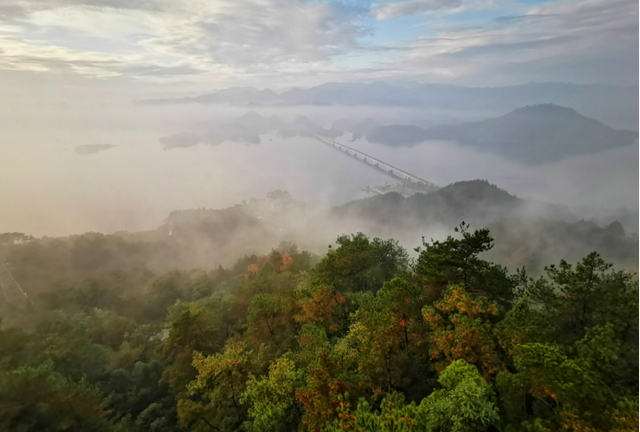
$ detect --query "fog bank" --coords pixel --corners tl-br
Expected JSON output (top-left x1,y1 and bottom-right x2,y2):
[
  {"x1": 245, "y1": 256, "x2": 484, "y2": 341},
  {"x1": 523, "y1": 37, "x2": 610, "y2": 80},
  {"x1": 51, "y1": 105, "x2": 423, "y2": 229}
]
[{"x1": 1, "y1": 102, "x2": 637, "y2": 236}]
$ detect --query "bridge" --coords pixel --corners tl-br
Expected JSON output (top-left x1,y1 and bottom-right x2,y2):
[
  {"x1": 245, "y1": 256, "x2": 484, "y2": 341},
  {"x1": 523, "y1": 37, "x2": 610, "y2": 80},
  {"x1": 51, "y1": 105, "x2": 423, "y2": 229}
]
[
  {"x1": 313, "y1": 135, "x2": 440, "y2": 193},
  {"x1": 0, "y1": 260, "x2": 30, "y2": 309}
]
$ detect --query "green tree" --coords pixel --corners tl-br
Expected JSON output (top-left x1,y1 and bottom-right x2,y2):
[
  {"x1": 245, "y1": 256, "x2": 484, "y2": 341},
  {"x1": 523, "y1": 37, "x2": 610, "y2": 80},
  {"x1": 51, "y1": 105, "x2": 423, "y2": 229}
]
[
  {"x1": 321, "y1": 360, "x2": 499, "y2": 432},
  {"x1": 337, "y1": 277, "x2": 430, "y2": 397},
  {"x1": 415, "y1": 223, "x2": 514, "y2": 307},
  {"x1": 496, "y1": 295, "x2": 551, "y2": 357},
  {"x1": 103, "y1": 360, "x2": 179, "y2": 431},
  {"x1": 322, "y1": 392, "x2": 426, "y2": 432},
  {"x1": 179, "y1": 340, "x2": 252, "y2": 432},
  {"x1": 242, "y1": 357, "x2": 303, "y2": 432},
  {"x1": 421, "y1": 359, "x2": 499, "y2": 432},
  {"x1": 0, "y1": 361, "x2": 110, "y2": 432},
  {"x1": 245, "y1": 286, "x2": 298, "y2": 362},
  {"x1": 521, "y1": 252, "x2": 638, "y2": 346},
  {"x1": 517, "y1": 253, "x2": 639, "y2": 394},
  {"x1": 495, "y1": 343, "x2": 616, "y2": 431},
  {"x1": 313, "y1": 233, "x2": 410, "y2": 294},
  {"x1": 159, "y1": 301, "x2": 233, "y2": 396}
]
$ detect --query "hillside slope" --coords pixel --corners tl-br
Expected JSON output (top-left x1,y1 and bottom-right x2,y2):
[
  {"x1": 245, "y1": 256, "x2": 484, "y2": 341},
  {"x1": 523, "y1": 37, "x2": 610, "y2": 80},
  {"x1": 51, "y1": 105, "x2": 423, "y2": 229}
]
[{"x1": 332, "y1": 180, "x2": 523, "y2": 226}]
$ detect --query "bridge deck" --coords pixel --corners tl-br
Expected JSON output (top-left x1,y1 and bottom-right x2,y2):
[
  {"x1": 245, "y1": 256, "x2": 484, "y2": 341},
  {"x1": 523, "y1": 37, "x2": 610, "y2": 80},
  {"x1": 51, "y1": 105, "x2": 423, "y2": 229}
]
[
  {"x1": 0, "y1": 262, "x2": 30, "y2": 308},
  {"x1": 313, "y1": 135, "x2": 440, "y2": 191}
]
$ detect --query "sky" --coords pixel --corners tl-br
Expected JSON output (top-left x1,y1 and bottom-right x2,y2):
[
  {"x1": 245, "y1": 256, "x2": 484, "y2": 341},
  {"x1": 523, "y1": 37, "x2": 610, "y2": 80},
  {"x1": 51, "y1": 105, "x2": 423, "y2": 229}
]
[{"x1": 0, "y1": 0, "x2": 637, "y2": 94}]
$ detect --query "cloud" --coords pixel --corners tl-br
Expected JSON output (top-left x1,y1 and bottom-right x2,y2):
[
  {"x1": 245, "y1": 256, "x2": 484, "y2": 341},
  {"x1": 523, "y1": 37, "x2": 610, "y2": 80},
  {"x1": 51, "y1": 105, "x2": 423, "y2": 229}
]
[
  {"x1": 0, "y1": 5, "x2": 27, "y2": 19},
  {"x1": 493, "y1": 14, "x2": 556, "y2": 24},
  {"x1": 0, "y1": 0, "x2": 165, "y2": 16},
  {"x1": 163, "y1": 0, "x2": 370, "y2": 71},
  {"x1": 0, "y1": 0, "x2": 369, "y2": 81},
  {"x1": 384, "y1": 0, "x2": 638, "y2": 85},
  {"x1": 116, "y1": 64, "x2": 203, "y2": 77},
  {"x1": 373, "y1": 0, "x2": 500, "y2": 19},
  {"x1": 61, "y1": 0, "x2": 164, "y2": 9},
  {"x1": 0, "y1": 0, "x2": 635, "y2": 87}
]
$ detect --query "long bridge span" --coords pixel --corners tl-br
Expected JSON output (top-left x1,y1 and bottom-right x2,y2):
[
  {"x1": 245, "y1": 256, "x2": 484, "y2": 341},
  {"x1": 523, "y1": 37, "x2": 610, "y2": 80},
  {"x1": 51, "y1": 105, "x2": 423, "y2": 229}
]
[
  {"x1": 313, "y1": 135, "x2": 440, "y2": 193},
  {"x1": 0, "y1": 261, "x2": 30, "y2": 309}
]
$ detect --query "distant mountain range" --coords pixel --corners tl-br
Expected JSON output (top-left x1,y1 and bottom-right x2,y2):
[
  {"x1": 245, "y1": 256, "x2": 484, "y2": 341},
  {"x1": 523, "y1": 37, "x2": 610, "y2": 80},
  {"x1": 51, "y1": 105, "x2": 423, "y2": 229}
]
[
  {"x1": 366, "y1": 104, "x2": 638, "y2": 163},
  {"x1": 143, "y1": 81, "x2": 638, "y2": 110},
  {"x1": 141, "y1": 81, "x2": 639, "y2": 130}
]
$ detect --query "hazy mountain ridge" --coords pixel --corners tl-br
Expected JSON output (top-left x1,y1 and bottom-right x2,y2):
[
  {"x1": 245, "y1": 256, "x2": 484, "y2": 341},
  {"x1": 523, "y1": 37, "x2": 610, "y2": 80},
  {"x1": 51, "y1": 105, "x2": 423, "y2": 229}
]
[
  {"x1": 366, "y1": 104, "x2": 639, "y2": 163},
  {"x1": 143, "y1": 82, "x2": 638, "y2": 109},
  {"x1": 142, "y1": 81, "x2": 639, "y2": 130},
  {"x1": 328, "y1": 180, "x2": 638, "y2": 272},
  {"x1": 331, "y1": 180, "x2": 524, "y2": 227},
  {"x1": 2, "y1": 182, "x2": 636, "y2": 291}
]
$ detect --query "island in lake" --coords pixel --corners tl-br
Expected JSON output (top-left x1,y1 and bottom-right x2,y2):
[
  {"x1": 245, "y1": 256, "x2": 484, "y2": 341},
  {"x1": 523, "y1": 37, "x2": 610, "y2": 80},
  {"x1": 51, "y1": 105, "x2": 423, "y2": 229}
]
[{"x1": 75, "y1": 144, "x2": 117, "y2": 155}]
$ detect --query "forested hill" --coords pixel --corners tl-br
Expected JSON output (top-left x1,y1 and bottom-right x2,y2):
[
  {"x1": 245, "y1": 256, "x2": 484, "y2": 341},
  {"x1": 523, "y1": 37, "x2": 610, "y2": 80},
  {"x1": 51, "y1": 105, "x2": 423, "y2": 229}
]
[
  {"x1": 0, "y1": 223, "x2": 637, "y2": 432},
  {"x1": 327, "y1": 180, "x2": 638, "y2": 273},
  {"x1": 332, "y1": 180, "x2": 523, "y2": 226},
  {"x1": 0, "y1": 182, "x2": 635, "y2": 306},
  {"x1": 366, "y1": 104, "x2": 639, "y2": 163},
  {"x1": 160, "y1": 206, "x2": 276, "y2": 251}
]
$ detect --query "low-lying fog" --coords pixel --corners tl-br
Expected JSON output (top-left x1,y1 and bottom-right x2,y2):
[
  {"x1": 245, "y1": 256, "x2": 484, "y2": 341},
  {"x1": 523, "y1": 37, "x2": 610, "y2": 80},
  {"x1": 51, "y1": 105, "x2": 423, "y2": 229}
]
[{"x1": 1, "y1": 102, "x2": 637, "y2": 236}]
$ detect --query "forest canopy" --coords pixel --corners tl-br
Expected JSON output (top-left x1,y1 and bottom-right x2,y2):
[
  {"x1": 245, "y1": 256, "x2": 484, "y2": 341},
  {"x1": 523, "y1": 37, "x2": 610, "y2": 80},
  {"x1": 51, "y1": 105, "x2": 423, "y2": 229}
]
[{"x1": 0, "y1": 225, "x2": 637, "y2": 432}]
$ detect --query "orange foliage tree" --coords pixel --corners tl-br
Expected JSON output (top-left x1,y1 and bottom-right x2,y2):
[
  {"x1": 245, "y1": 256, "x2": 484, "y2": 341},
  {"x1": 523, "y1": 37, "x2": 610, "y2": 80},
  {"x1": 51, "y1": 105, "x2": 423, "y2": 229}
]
[
  {"x1": 295, "y1": 342, "x2": 368, "y2": 432},
  {"x1": 295, "y1": 283, "x2": 339, "y2": 334},
  {"x1": 422, "y1": 286, "x2": 503, "y2": 377},
  {"x1": 339, "y1": 277, "x2": 428, "y2": 395},
  {"x1": 282, "y1": 252, "x2": 294, "y2": 270}
]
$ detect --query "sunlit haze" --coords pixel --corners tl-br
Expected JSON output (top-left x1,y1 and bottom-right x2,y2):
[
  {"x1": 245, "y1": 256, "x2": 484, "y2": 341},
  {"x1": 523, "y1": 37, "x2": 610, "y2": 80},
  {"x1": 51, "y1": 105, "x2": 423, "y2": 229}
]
[
  {"x1": 0, "y1": 2, "x2": 638, "y2": 430},
  {"x1": 1, "y1": 0, "x2": 639, "y2": 234}
]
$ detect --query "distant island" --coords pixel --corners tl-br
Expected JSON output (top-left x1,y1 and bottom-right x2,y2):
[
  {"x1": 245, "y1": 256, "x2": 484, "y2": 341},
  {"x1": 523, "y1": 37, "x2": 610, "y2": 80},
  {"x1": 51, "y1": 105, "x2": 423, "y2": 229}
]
[
  {"x1": 159, "y1": 112, "x2": 344, "y2": 149},
  {"x1": 366, "y1": 104, "x2": 639, "y2": 164},
  {"x1": 157, "y1": 104, "x2": 639, "y2": 164},
  {"x1": 159, "y1": 132, "x2": 202, "y2": 149},
  {"x1": 74, "y1": 144, "x2": 116, "y2": 155}
]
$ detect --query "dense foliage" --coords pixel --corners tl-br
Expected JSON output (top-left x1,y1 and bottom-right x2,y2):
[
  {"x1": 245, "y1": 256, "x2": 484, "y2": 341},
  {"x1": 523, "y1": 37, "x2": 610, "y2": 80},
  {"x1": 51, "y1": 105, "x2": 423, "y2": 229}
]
[{"x1": 0, "y1": 225, "x2": 637, "y2": 432}]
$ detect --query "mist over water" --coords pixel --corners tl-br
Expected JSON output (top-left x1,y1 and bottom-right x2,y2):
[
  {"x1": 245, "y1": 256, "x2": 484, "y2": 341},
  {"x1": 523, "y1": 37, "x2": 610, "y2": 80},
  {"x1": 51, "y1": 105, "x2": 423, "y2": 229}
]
[
  {"x1": 339, "y1": 135, "x2": 639, "y2": 210},
  {"x1": 1, "y1": 101, "x2": 637, "y2": 237},
  {"x1": 0, "y1": 133, "x2": 379, "y2": 236},
  {"x1": 0, "y1": 101, "x2": 397, "y2": 236}
]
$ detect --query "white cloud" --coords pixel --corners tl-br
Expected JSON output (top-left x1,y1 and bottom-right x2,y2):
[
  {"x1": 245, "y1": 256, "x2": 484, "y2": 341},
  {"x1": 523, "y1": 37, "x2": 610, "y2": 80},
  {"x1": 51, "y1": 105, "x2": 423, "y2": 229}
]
[
  {"x1": 382, "y1": 0, "x2": 638, "y2": 85},
  {"x1": 0, "y1": 0, "x2": 635, "y2": 87},
  {"x1": 373, "y1": 0, "x2": 500, "y2": 19},
  {"x1": 0, "y1": 0, "x2": 368, "y2": 81}
]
